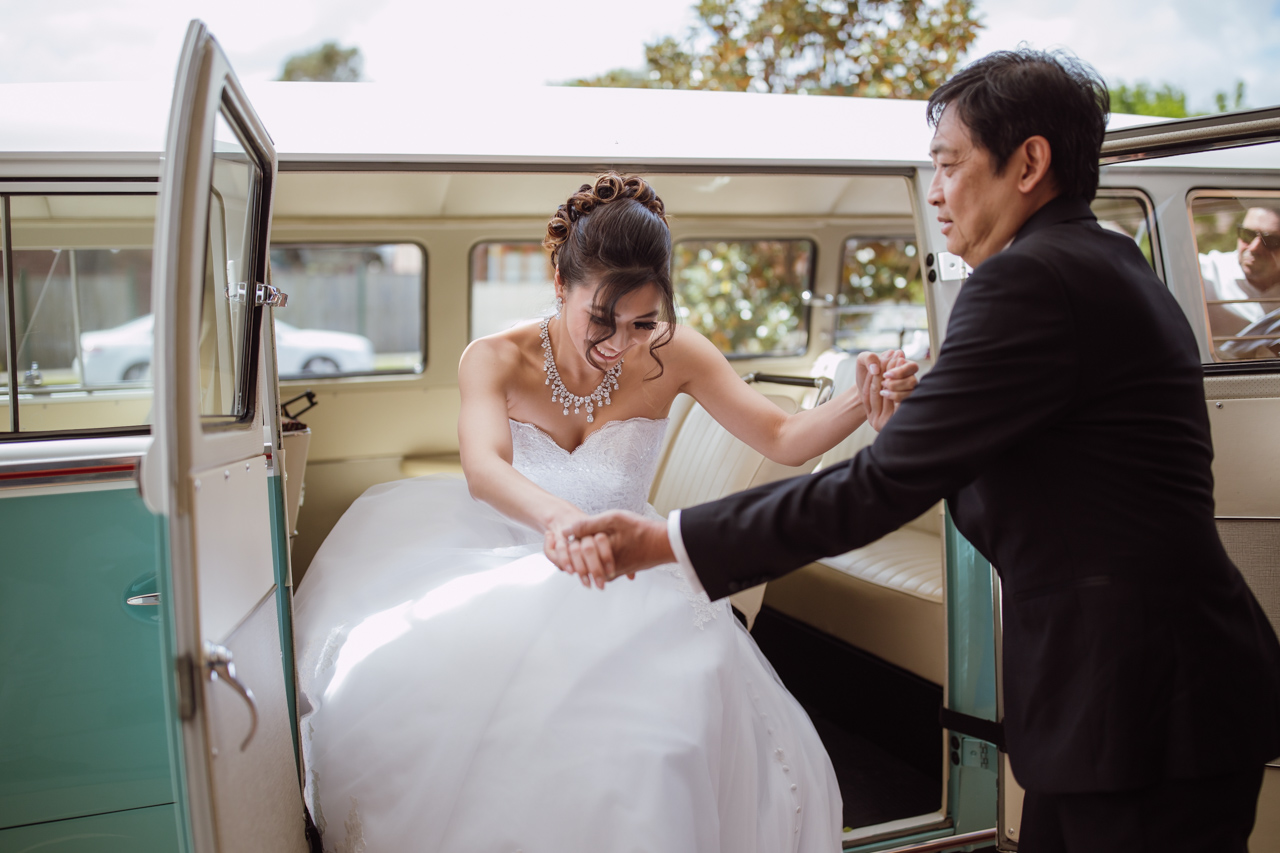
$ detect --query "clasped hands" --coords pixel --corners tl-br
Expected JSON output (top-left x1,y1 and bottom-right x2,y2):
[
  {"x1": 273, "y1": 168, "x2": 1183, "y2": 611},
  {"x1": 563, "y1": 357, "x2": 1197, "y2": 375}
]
[{"x1": 544, "y1": 349, "x2": 918, "y2": 590}]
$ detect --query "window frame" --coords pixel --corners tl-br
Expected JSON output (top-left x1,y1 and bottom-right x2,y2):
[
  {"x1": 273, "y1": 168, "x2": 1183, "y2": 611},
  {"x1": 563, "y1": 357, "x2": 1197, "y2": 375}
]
[
  {"x1": 269, "y1": 239, "x2": 430, "y2": 382},
  {"x1": 0, "y1": 183, "x2": 160, "y2": 442},
  {"x1": 671, "y1": 235, "x2": 817, "y2": 361},
  {"x1": 1186, "y1": 187, "x2": 1280, "y2": 373},
  {"x1": 834, "y1": 232, "x2": 928, "y2": 356},
  {"x1": 1092, "y1": 187, "x2": 1164, "y2": 282}
]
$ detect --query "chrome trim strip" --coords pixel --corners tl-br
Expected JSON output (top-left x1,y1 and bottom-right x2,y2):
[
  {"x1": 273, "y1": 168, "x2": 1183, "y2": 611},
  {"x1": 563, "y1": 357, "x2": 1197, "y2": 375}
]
[
  {"x1": 4, "y1": 195, "x2": 17, "y2": 432},
  {"x1": 0, "y1": 181, "x2": 158, "y2": 194},
  {"x1": 878, "y1": 828, "x2": 998, "y2": 853},
  {"x1": 0, "y1": 455, "x2": 140, "y2": 490}
]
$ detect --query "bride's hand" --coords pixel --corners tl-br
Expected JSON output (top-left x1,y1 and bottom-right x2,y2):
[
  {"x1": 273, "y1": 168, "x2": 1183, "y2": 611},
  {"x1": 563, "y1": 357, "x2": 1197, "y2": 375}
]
[
  {"x1": 856, "y1": 349, "x2": 919, "y2": 432},
  {"x1": 545, "y1": 511, "x2": 674, "y2": 590}
]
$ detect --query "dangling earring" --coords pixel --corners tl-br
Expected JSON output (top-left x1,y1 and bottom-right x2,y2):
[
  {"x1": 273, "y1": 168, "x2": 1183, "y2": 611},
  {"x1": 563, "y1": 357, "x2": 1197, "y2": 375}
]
[{"x1": 554, "y1": 295, "x2": 564, "y2": 319}]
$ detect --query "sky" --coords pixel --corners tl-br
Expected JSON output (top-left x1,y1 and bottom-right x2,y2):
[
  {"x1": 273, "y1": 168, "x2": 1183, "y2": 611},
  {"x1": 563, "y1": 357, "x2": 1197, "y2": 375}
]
[{"x1": 0, "y1": 0, "x2": 1276, "y2": 112}]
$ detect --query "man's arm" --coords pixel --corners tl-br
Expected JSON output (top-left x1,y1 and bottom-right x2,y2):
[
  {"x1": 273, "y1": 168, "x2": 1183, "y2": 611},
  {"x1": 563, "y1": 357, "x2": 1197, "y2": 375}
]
[{"x1": 681, "y1": 250, "x2": 1079, "y2": 599}]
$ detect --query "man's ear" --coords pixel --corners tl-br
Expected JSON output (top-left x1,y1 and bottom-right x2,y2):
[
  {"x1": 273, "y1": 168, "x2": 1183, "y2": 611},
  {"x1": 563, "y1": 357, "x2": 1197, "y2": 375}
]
[{"x1": 1018, "y1": 135, "x2": 1055, "y2": 195}]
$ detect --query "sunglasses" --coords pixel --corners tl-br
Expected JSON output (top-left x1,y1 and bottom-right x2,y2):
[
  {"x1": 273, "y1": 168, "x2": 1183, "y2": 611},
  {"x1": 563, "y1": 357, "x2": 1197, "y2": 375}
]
[{"x1": 1237, "y1": 226, "x2": 1280, "y2": 251}]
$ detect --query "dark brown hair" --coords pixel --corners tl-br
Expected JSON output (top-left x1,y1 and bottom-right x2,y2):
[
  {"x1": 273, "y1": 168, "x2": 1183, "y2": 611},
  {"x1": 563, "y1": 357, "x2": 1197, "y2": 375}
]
[
  {"x1": 927, "y1": 49, "x2": 1109, "y2": 202},
  {"x1": 544, "y1": 173, "x2": 675, "y2": 375}
]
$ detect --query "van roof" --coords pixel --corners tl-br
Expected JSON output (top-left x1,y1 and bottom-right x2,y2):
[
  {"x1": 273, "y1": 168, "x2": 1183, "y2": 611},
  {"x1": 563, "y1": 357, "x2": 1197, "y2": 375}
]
[{"x1": 0, "y1": 81, "x2": 1271, "y2": 176}]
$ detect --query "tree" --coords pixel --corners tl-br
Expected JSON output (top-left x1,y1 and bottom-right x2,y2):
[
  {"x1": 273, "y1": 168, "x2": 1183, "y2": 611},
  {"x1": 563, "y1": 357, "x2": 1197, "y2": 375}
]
[
  {"x1": 571, "y1": 0, "x2": 982, "y2": 99},
  {"x1": 1111, "y1": 79, "x2": 1249, "y2": 119},
  {"x1": 277, "y1": 42, "x2": 363, "y2": 82}
]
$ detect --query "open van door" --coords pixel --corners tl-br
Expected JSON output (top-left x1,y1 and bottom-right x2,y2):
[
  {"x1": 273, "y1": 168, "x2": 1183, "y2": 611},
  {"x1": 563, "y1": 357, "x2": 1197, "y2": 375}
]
[
  {"x1": 141, "y1": 21, "x2": 307, "y2": 852},
  {"x1": 987, "y1": 105, "x2": 1280, "y2": 851}
]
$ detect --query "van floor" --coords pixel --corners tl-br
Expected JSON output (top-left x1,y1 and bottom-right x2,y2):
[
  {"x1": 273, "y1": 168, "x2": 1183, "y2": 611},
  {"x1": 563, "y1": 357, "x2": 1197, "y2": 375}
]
[{"x1": 750, "y1": 606, "x2": 943, "y2": 830}]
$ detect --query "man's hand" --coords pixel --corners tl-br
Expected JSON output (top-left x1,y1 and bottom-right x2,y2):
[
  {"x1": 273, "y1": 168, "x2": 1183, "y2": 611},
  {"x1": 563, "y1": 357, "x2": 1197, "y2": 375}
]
[
  {"x1": 856, "y1": 349, "x2": 919, "y2": 431},
  {"x1": 544, "y1": 510, "x2": 674, "y2": 590}
]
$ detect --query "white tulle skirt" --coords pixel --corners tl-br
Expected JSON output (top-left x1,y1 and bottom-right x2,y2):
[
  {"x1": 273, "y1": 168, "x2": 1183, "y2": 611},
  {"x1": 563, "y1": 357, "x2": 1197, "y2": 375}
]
[{"x1": 294, "y1": 476, "x2": 841, "y2": 852}]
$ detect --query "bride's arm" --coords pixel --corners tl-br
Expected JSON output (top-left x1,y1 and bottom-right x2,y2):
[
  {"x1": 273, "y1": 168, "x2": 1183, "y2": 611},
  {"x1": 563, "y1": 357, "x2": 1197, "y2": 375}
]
[
  {"x1": 457, "y1": 337, "x2": 585, "y2": 534},
  {"x1": 674, "y1": 327, "x2": 917, "y2": 467}
]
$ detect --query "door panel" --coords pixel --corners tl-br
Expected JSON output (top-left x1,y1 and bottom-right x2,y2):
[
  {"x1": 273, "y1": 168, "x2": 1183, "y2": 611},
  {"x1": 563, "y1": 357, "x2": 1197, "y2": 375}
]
[
  {"x1": 143, "y1": 20, "x2": 305, "y2": 853},
  {"x1": 193, "y1": 456, "x2": 273, "y2": 642},
  {"x1": 207, "y1": 592, "x2": 303, "y2": 853},
  {"x1": 0, "y1": 481, "x2": 170, "y2": 830}
]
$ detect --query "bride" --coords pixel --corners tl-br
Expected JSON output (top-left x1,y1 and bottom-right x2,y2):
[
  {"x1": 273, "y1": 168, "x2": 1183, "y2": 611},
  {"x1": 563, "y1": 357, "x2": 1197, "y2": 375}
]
[{"x1": 294, "y1": 173, "x2": 918, "y2": 853}]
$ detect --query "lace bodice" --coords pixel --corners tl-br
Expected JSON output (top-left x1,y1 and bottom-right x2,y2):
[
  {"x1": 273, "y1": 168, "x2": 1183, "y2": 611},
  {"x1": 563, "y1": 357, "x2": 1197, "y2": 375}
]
[{"x1": 509, "y1": 417, "x2": 669, "y2": 516}]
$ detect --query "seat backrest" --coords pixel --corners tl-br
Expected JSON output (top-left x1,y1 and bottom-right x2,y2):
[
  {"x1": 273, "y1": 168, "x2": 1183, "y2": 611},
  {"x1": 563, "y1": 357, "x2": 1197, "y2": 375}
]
[{"x1": 650, "y1": 393, "x2": 819, "y2": 515}]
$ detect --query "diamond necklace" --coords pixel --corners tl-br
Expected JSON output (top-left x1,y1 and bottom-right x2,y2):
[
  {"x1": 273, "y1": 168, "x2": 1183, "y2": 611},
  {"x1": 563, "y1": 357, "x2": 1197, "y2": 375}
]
[{"x1": 540, "y1": 317, "x2": 622, "y2": 423}]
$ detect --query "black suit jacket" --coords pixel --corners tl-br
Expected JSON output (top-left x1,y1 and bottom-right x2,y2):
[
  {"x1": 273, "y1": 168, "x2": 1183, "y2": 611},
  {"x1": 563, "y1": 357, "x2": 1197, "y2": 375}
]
[{"x1": 681, "y1": 196, "x2": 1280, "y2": 793}]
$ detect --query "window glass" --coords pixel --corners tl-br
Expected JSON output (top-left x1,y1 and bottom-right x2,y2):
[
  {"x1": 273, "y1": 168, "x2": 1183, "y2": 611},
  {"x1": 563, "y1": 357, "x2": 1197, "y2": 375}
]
[
  {"x1": 673, "y1": 239, "x2": 812, "y2": 357},
  {"x1": 270, "y1": 243, "x2": 425, "y2": 377},
  {"x1": 199, "y1": 109, "x2": 260, "y2": 420},
  {"x1": 469, "y1": 242, "x2": 554, "y2": 341},
  {"x1": 836, "y1": 237, "x2": 928, "y2": 359},
  {"x1": 1190, "y1": 191, "x2": 1280, "y2": 363},
  {"x1": 1092, "y1": 193, "x2": 1157, "y2": 271},
  {"x1": 7, "y1": 193, "x2": 156, "y2": 433}
]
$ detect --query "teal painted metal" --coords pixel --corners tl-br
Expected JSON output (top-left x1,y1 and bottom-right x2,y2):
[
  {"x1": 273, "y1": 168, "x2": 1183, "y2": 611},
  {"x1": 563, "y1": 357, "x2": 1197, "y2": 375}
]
[
  {"x1": 0, "y1": 486, "x2": 173, "y2": 831},
  {"x1": 0, "y1": 803, "x2": 179, "y2": 853},
  {"x1": 267, "y1": 470, "x2": 300, "y2": 764},
  {"x1": 152, "y1": 516, "x2": 194, "y2": 853},
  {"x1": 942, "y1": 503, "x2": 998, "y2": 835}
]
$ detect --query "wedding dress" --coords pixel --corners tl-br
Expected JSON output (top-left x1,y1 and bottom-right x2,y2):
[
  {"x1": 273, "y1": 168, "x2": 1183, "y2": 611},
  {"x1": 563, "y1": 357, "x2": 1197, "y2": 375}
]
[{"x1": 294, "y1": 416, "x2": 842, "y2": 852}]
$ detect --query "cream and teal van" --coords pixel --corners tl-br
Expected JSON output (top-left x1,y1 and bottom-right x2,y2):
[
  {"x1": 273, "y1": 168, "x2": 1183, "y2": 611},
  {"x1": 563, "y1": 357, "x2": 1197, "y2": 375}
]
[{"x1": 0, "y1": 21, "x2": 1277, "y2": 853}]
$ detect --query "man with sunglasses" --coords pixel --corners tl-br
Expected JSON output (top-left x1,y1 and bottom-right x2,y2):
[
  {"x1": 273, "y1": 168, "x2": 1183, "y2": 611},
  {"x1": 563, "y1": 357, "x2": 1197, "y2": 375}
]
[{"x1": 1201, "y1": 205, "x2": 1280, "y2": 358}]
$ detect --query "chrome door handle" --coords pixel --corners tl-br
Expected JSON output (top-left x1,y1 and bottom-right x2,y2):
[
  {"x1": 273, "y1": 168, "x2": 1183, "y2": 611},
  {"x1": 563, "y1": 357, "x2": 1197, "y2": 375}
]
[
  {"x1": 202, "y1": 640, "x2": 258, "y2": 751},
  {"x1": 126, "y1": 593, "x2": 161, "y2": 605}
]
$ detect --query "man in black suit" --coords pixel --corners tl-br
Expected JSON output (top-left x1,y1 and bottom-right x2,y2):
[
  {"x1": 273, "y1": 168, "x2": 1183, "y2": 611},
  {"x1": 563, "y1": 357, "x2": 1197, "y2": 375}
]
[{"x1": 549, "y1": 49, "x2": 1280, "y2": 851}]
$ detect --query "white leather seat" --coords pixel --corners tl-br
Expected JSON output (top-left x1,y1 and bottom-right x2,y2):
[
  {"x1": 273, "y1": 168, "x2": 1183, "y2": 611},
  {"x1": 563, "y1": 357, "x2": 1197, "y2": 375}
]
[
  {"x1": 760, "y1": 354, "x2": 947, "y2": 685},
  {"x1": 651, "y1": 392, "x2": 819, "y2": 628}
]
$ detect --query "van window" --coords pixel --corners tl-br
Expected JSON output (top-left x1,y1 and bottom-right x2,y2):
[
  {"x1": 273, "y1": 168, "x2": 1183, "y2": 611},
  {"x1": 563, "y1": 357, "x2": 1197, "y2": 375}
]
[
  {"x1": 469, "y1": 242, "x2": 555, "y2": 341},
  {"x1": 5, "y1": 193, "x2": 156, "y2": 434},
  {"x1": 673, "y1": 239, "x2": 813, "y2": 357},
  {"x1": 1188, "y1": 191, "x2": 1280, "y2": 364},
  {"x1": 837, "y1": 237, "x2": 928, "y2": 359},
  {"x1": 1092, "y1": 192, "x2": 1158, "y2": 272},
  {"x1": 269, "y1": 243, "x2": 426, "y2": 377}
]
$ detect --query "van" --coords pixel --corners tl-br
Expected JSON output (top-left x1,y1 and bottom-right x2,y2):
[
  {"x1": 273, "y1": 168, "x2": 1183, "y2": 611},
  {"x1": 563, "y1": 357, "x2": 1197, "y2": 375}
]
[{"x1": 0, "y1": 21, "x2": 1276, "y2": 852}]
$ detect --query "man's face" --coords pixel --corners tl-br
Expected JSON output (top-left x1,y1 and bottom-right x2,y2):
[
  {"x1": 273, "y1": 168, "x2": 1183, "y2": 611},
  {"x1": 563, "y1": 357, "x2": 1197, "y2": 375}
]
[
  {"x1": 926, "y1": 107, "x2": 1028, "y2": 267},
  {"x1": 1238, "y1": 208, "x2": 1280, "y2": 289}
]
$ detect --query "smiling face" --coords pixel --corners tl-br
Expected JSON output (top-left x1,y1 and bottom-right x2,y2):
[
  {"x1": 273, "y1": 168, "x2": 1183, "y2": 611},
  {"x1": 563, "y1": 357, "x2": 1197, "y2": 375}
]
[
  {"x1": 1238, "y1": 207, "x2": 1280, "y2": 290},
  {"x1": 927, "y1": 107, "x2": 1046, "y2": 268},
  {"x1": 556, "y1": 274, "x2": 662, "y2": 373}
]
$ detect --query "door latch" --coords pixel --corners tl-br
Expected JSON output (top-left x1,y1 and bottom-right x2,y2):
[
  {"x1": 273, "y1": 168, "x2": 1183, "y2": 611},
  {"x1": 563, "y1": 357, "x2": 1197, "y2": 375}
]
[
  {"x1": 202, "y1": 641, "x2": 259, "y2": 752},
  {"x1": 224, "y1": 281, "x2": 289, "y2": 308}
]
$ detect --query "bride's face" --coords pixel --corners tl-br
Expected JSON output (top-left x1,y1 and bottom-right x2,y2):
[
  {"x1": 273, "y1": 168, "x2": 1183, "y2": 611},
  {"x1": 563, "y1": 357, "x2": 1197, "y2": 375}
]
[{"x1": 558, "y1": 277, "x2": 662, "y2": 371}]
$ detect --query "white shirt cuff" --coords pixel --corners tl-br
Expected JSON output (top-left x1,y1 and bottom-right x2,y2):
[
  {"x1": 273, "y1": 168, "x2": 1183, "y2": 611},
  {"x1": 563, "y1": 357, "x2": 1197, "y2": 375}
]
[{"x1": 666, "y1": 509, "x2": 706, "y2": 595}]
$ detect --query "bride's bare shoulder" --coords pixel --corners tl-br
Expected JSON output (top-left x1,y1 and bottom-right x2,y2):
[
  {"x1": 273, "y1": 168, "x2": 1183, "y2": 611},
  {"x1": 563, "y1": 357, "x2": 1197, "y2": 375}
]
[
  {"x1": 663, "y1": 323, "x2": 726, "y2": 369},
  {"x1": 460, "y1": 320, "x2": 542, "y2": 382}
]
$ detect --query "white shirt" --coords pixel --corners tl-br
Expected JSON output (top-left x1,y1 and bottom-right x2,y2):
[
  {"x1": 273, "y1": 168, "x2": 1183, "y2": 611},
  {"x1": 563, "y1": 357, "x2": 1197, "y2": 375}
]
[
  {"x1": 1200, "y1": 250, "x2": 1269, "y2": 326},
  {"x1": 666, "y1": 509, "x2": 706, "y2": 595}
]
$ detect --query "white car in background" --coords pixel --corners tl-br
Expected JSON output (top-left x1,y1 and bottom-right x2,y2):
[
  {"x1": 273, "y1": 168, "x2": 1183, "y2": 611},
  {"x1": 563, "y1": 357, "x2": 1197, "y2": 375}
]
[{"x1": 79, "y1": 314, "x2": 376, "y2": 384}]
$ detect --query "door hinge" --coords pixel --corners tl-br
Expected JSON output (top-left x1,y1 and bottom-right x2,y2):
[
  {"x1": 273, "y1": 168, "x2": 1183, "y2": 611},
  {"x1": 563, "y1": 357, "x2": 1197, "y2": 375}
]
[
  {"x1": 958, "y1": 736, "x2": 993, "y2": 771},
  {"x1": 176, "y1": 652, "x2": 197, "y2": 722}
]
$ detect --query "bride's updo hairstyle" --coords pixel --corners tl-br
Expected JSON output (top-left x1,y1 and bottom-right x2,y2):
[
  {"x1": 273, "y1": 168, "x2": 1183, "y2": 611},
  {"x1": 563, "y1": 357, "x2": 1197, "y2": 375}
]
[{"x1": 544, "y1": 173, "x2": 676, "y2": 375}]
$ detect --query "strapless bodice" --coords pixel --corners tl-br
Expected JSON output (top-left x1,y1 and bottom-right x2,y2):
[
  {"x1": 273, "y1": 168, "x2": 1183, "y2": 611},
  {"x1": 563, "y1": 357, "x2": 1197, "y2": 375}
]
[{"x1": 509, "y1": 417, "x2": 669, "y2": 516}]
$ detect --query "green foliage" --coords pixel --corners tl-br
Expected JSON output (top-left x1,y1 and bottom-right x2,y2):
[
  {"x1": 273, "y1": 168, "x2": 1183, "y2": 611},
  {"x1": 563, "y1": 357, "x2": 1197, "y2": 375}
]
[
  {"x1": 1111, "y1": 81, "x2": 1192, "y2": 118},
  {"x1": 278, "y1": 42, "x2": 363, "y2": 82},
  {"x1": 673, "y1": 240, "x2": 813, "y2": 355},
  {"x1": 839, "y1": 239, "x2": 923, "y2": 306},
  {"x1": 1111, "y1": 79, "x2": 1249, "y2": 118},
  {"x1": 1214, "y1": 80, "x2": 1248, "y2": 114},
  {"x1": 571, "y1": 0, "x2": 982, "y2": 99}
]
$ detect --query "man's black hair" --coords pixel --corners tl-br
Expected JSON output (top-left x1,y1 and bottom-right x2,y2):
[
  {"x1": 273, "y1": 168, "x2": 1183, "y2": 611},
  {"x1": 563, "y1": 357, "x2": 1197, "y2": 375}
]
[{"x1": 927, "y1": 49, "x2": 1110, "y2": 201}]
